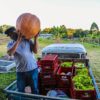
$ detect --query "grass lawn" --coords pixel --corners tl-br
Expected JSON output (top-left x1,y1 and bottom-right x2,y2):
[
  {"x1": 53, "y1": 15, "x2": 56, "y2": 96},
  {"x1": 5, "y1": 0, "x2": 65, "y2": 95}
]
[
  {"x1": 0, "y1": 35, "x2": 100, "y2": 99},
  {"x1": 0, "y1": 34, "x2": 10, "y2": 57},
  {"x1": 0, "y1": 72, "x2": 16, "y2": 89},
  {"x1": 0, "y1": 44, "x2": 7, "y2": 57}
]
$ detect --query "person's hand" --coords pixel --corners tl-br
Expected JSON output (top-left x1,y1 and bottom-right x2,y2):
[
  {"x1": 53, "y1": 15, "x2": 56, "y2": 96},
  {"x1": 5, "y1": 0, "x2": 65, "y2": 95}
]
[
  {"x1": 17, "y1": 32, "x2": 22, "y2": 42},
  {"x1": 7, "y1": 32, "x2": 22, "y2": 56}
]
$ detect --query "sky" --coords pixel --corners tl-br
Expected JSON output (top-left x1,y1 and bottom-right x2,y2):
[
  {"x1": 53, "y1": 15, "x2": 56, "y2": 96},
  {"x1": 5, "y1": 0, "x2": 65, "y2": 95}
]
[{"x1": 0, "y1": 0, "x2": 100, "y2": 30}]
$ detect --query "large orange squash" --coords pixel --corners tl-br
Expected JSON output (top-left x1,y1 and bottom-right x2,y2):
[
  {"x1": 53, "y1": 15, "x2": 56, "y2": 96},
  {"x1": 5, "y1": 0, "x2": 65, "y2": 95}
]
[{"x1": 16, "y1": 13, "x2": 40, "y2": 39}]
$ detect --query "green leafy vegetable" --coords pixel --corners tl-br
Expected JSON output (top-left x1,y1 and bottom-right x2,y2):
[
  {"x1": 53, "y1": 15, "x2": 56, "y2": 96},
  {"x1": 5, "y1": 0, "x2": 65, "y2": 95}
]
[
  {"x1": 61, "y1": 62, "x2": 73, "y2": 67},
  {"x1": 73, "y1": 68, "x2": 94, "y2": 90},
  {"x1": 75, "y1": 62, "x2": 85, "y2": 68},
  {"x1": 76, "y1": 68, "x2": 88, "y2": 75}
]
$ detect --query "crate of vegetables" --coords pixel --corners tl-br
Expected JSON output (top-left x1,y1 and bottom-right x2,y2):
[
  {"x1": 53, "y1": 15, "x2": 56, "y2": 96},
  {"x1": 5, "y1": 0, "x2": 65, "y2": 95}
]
[
  {"x1": 73, "y1": 58, "x2": 89, "y2": 69},
  {"x1": 40, "y1": 72, "x2": 56, "y2": 85},
  {"x1": 71, "y1": 68, "x2": 96, "y2": 100},
  {"x1": 74, "y1": 62, "x2": 86, "y2": 69},
  {"x1": 41, "y1": 64, "x2": 59, "y2": 73},
  {"x1": 41, "y1": 55, "x2": 59, "y2": 72},
  {"x1": 41, "y1": 54, "x2": 58, "y2": 66},
  {"x1": 56, "y1": 62, "x2": 74, "y2": 88},
  {"x1": 59, "y1": 61, "x2": 75, "y2": 75}
]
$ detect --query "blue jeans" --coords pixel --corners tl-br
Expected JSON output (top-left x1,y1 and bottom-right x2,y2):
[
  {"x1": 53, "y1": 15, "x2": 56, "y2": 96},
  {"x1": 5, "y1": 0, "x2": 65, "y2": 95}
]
[{"x1": 17, "y1": 68, "x2": 39, "y2": 94}]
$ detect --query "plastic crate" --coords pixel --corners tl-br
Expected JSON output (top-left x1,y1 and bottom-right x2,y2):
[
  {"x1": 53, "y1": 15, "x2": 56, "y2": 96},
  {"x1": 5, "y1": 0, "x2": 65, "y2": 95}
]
[
  {"x1": 56, "y1": 75, "x2": 72, "y2": 88},
  {"x1": 41, "y1": 54, "x2": 58, "y2": 61},
  {"x1": 56, "y1": 67, "x2": 73, "y2": 88},
  {"x1": 41, "y1": 61, "x2": 59, "y2": 72},
  {"x1": 58, "y1": 60, "x2": 75, "y2": 75},
  {"x1": 58, "y1": 67, "x2": 74, "y2": 74},
  {"x1": 70, "y1": 88, "x2": 96, "y2": 100},
  {"x1": 41, "y1": 64, "x2": 59, "y2": 74},
  {"x1": 40, "y1": 55, "x2": 59, "y2": 74},
  {"x1": 73, "y1": 58, "x2": 89, "y2": 68},
  {"x1": 57, "y1": 66, "x2": 75, "y2": 76},
  {"x1": 41, "y1": 54, "x2": 58, "y2": 66},
  {"x1": 40, "y1": 72, "x2": 56, "y2": 85},
  {"x1": 70, "y1": 73, "x2": 96, "y2": 100},
  {"x1": 74, "y1": 67, "x2": 90, "y2": 77}
]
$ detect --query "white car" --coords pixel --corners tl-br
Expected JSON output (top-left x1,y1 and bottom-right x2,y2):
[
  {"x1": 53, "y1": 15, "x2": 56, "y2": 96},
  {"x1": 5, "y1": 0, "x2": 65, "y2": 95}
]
[{"x1": 42, "y1": 43, "x2": 87, "y2": 59}]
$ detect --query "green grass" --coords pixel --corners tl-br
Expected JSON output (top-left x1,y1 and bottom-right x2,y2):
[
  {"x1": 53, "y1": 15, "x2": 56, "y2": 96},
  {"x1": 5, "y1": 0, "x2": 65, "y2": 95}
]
[
  {"x1": 0, "y1": 72, "x2": 16, "y2": 89},
  {"x1": 0, "y1": 34, "x2": 10, "y2": 44},
  {"x1": 0, "y1": 89, "x2": 6, "y2": 100},
  {"x1": 0, "y1": 44, "x2": 7, "y2": 57},
  {"x1": 35, "y1": 38, "x2": 55, "y2": 58},
  {"x1": 0, "y1": 34, "x2": 10, "y2": 57},
  {"x1": 0, "y1": 72, "x2": 16, "y2": 100}
]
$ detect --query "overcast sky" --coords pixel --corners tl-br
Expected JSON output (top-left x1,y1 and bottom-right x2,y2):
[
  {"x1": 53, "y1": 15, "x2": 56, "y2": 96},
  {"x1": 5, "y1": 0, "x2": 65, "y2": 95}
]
[{"x1": 0, "y1": 0, "x2": 100, "y2": 29}]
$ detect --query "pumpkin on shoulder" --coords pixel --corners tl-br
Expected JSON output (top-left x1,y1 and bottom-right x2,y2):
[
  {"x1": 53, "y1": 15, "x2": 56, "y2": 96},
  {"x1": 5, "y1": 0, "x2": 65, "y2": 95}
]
[{"x1": 16, "y1": 13, "x2": 40, "y2": 39}]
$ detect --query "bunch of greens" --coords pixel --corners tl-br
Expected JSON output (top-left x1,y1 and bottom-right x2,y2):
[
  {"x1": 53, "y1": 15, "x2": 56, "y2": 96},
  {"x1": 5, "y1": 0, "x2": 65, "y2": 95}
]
[
  {"x1": 61, "y1": 62, "x2": 73, "y2": 67},
  {"x1": 76, "y1": 68, "x2": 88, "y2": 75},
  {"x1": 73, "y1": 68, "x2": 94, "y2": 90},
  {"x1": 75, "y1": 62, "x2": 85, "y2": 68}
]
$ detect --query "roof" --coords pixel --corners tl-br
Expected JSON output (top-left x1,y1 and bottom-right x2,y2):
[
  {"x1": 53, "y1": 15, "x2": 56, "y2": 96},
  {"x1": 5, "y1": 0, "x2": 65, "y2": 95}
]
[{"x1": 42, "y1": 43, "x2": 87, "y2": 54}]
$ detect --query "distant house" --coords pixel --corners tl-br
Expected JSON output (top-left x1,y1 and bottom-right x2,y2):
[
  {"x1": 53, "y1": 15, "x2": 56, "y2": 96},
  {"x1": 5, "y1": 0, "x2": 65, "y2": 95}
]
[{"x1": 39, "y1": 34, "x2": 53, "y2": 38}]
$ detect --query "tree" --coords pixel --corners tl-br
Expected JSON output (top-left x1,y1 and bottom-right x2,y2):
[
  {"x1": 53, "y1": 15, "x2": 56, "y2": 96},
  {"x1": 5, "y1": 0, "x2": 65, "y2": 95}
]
[
  {"x1": 0, "y1": 27, "x2": 2, "y2": 33},
  {"x1": 52, "y1": 26, "x2": 61, "y2": 41},
  {"x1": 0, "y1": 24, "x2": 11, "y2": 34},
  {"x1": 67, "y1": 28, "x2": 75, "y2": 39},
  {"x1": 59, "y1": 25, "x2": 67, "y2": 38},
  {"x1": 41, "y1": 27, "x2": 52, "y2": 34},
  {"x1": 90, "y1": 22, "x2": 99, "y2": 34}
]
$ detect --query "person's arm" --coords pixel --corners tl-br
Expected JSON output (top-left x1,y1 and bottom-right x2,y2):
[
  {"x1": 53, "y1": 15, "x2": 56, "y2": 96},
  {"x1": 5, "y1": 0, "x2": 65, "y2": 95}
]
[
  {"x1": 7, "y1": 33, "x2": 22, "y2": 56},
  {"x1": 30, "y1": 33, "x2": 39, "y2": 54}
]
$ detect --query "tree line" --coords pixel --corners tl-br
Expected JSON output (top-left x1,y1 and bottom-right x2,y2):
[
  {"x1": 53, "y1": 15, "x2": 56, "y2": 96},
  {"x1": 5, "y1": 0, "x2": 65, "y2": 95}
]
[
  {"x1": 0, "y1": 22, "x2": 100, "y2": 44},
  {"x1": 41, "y1": 22, "x2": 100, "y2": 44}
]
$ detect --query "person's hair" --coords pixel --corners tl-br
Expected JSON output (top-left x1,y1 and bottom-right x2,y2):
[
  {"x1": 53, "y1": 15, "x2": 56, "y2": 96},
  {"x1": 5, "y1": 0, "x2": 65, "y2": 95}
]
[
  {"x1": 5, "y1": 27, "x2": 18, "y2": 41},
  {"x1": 5, "y1": 27, "x2": 15, "y2": 35}
]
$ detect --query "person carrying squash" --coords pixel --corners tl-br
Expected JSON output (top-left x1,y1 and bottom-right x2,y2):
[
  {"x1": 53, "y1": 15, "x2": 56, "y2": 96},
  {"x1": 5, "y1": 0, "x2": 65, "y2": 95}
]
[{"x1": 5, "y1": 26, "x2": 39, "y2": 94}]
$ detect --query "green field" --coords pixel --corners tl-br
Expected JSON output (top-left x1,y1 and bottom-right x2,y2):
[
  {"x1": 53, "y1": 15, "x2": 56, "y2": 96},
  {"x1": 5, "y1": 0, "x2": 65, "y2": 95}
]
[{"x1": 0, "y1": 35, "x2": 100, "y2": 99}]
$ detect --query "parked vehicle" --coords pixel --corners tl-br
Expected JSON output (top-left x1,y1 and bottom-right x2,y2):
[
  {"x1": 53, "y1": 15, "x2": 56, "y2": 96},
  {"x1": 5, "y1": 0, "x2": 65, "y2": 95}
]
[
  {"x1": 42, "y1": 43, "x2": 87, "y2": 59},
  {"x1": 4, "y1": 43, "x2": 100, "y2": 100}
]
